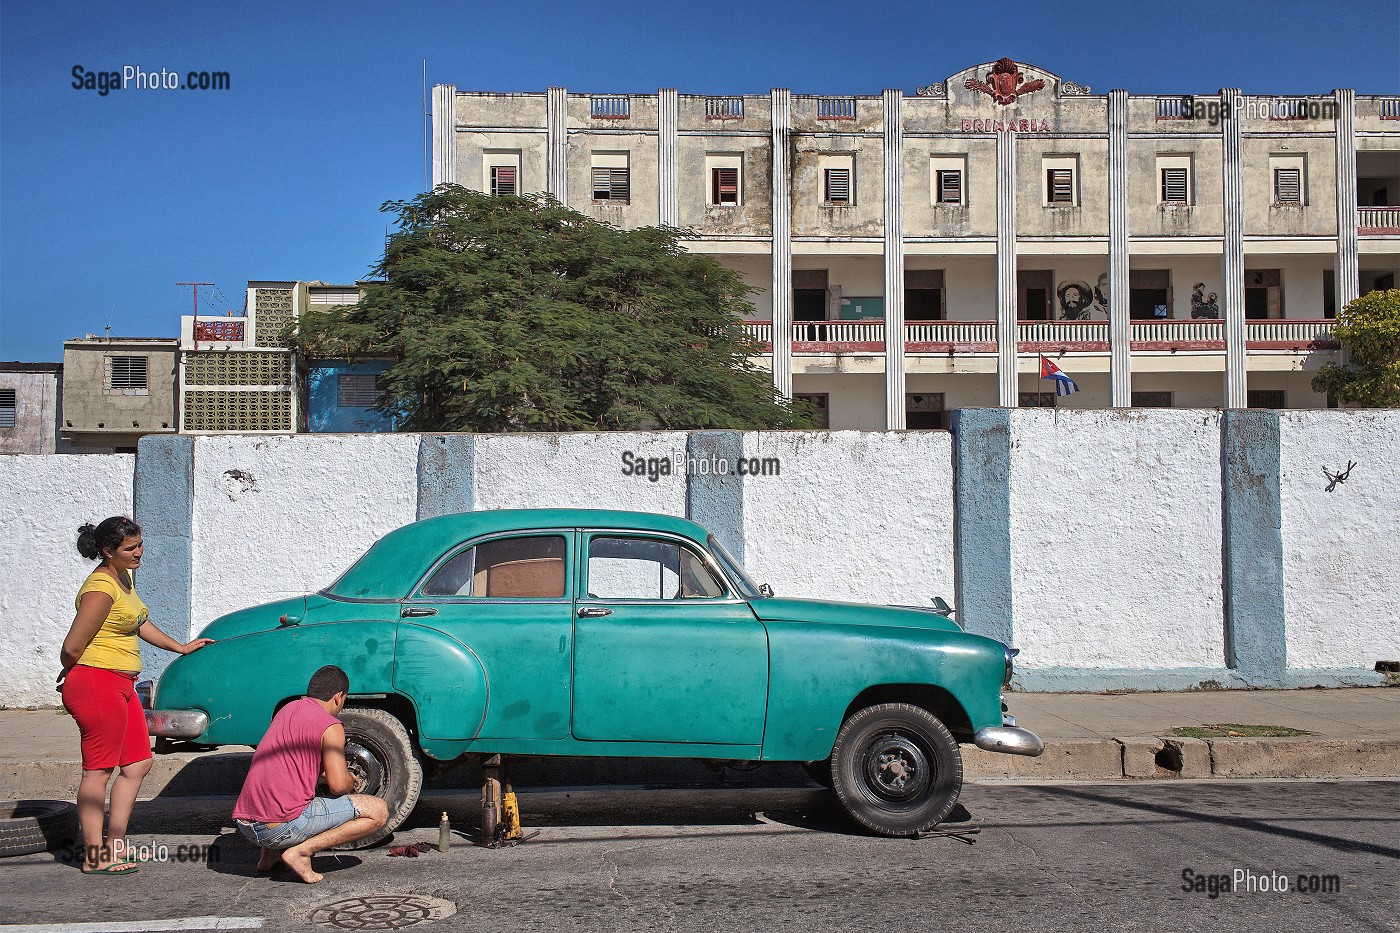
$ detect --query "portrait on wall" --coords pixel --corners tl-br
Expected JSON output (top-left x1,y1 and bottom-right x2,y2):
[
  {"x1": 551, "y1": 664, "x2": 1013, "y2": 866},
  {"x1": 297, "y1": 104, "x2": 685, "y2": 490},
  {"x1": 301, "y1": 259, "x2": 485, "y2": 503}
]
[
  {"x1": 1091, "y1": 272, "x2": 1110, "y2": 319},
  {"x1": 1191, "y1": 282, "x2": 1220, "y2": 319},
  {"x1": 1057, "y1": 280, "x2": 1094, "y2": 320}
]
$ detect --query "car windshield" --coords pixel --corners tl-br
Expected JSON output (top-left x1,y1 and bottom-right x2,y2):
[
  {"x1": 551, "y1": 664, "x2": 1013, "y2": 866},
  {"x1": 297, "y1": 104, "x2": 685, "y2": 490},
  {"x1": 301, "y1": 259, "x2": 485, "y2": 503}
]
[{"x1": 707, "y1": 535, "x2": 762, "y2": 599}]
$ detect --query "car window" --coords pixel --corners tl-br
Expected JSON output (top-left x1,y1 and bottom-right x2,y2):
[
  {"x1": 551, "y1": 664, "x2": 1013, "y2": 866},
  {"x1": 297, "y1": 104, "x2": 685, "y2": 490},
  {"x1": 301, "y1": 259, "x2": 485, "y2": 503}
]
[
  {"x1": 421, "y1": 535, "x2": 567, "y2": 598},
  {"x1": 587, "y1": 536, "x2": 727, "y2": 600}
]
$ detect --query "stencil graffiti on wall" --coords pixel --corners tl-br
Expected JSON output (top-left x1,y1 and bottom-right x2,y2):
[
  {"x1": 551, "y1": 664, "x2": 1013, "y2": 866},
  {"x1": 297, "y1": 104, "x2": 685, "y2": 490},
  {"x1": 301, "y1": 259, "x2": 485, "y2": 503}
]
[{"x1": 1057, "y1": 277, "x2": 1108, "y2": 320}]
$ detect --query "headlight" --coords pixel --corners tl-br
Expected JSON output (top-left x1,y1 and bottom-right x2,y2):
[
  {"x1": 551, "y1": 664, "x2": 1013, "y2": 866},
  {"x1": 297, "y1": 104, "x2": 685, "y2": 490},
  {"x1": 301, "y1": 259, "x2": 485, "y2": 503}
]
[{"x1": 1003, "y1": 645, "x2": 1020, "y2": 685}]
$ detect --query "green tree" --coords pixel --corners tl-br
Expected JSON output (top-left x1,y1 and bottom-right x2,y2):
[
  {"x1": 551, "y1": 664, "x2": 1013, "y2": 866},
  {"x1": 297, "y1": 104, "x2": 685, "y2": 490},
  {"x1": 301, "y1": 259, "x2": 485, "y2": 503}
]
[
  {"x1": 292, "y1": 185, "x2": 807, "y2": 432},
  {"x1": 1311, "y1": 289, "x2": 1400, "y2": 407}
]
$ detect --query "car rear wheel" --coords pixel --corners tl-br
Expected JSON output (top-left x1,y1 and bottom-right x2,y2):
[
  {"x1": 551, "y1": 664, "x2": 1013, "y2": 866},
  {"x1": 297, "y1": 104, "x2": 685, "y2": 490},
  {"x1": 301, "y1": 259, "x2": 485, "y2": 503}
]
[
  {"x1": 830, "y1": 702, "x2": 962, "y2": 836},
  {"x1": 337, "y1": 708, "x2": 422, "y2": 849}
]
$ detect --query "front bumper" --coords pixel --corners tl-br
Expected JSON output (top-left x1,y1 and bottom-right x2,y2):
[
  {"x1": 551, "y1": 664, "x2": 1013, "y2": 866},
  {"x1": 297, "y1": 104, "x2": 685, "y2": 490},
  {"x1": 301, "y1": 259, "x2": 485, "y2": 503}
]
[
  {"x1": 146, "y1": 709, "x2": 209, "y2": 740},
  {"x1": 972, "y1": 726, "x2": 1045, "y2": 757}
]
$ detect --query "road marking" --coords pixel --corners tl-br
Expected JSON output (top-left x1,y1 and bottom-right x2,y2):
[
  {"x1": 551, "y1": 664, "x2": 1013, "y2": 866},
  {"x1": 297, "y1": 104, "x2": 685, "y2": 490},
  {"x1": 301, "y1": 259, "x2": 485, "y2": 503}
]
[{"x1": 0, "y1": 919, "x2": 262, "y2": 932}]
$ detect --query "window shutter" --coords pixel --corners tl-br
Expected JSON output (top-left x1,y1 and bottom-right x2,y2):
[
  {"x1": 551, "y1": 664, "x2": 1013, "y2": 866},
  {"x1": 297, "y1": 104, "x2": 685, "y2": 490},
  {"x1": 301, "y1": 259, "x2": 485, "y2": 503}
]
[
  {"x1": 109, "y1": 356, "x2": 148, "y2": 390},
  {"x1": 937, "y1": 170, "x2": 962, "y2": 204},
  {"x1": 609, "y1": 168, "x2": 629, "y2": 201},
  {"x1": 1047, "y1": 169, "x2": 1074, "y2": 204},
  {"x1": 1275, "y1": 168, "x2": 1301, "y2": 203},
  {"x1": 712, "y1": 167, "x2": 739, "y2": 204},
  {"x1": 825, "y1": 168, "x2": 851, "y2": 203},
  {"x1": 1161, "y1": 168, "x2": 1188, "y2": 203},
  {"x1": 0, "y1": 388, "x2": 15, "y2": 428},
  {"x1": 338, "y1": 373, "x2": 382, "y2": 408},
  {"x1": 491, "y1": 166, "x2": 517, "y2": 196}
]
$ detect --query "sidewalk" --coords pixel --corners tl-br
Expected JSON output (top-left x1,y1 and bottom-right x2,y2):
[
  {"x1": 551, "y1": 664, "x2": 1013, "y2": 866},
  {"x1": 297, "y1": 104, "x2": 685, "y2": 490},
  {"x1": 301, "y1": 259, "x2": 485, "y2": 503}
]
[{"x1": 2, "y1": 688, "x2": 1397, "y2": 800}]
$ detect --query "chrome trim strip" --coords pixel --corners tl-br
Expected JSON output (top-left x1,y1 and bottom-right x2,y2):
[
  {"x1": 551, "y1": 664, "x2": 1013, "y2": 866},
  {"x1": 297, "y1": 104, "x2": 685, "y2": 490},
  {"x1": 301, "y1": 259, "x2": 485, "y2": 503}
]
[{"x1": 973, "y1": 726, "x2": 1044, "y2": 757}]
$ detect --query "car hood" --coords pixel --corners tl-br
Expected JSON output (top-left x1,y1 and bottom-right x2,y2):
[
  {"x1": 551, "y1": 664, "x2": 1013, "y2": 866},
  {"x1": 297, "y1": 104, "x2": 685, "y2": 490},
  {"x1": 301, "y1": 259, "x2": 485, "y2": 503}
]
[
  {"x1": 747, "y1": 597, "x2": 962, "y2": 632},
  {"x1": 196, "y1": 594, "x2": 335, "y2": 641}
]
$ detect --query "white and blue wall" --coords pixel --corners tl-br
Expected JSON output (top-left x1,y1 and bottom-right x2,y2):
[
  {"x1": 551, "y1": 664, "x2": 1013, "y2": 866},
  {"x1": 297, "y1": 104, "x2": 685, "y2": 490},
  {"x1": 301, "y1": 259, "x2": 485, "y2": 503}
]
[{"x1": 1, "y1": 410, "x2": 1394, "y2": 706}]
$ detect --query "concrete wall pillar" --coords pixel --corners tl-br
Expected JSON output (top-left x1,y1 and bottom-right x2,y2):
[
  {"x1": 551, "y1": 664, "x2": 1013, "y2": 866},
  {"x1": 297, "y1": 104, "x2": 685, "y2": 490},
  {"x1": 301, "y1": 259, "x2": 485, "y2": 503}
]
[
  {"x1": 416, "y1": 435, "x2": 475, "y2": 519},
  {"x1": 1222, "y1": 410, "x2": 1286, "y2": 681},
  {"x1": 431, "y1": 84, "x2": 457, "y2": 189},
  {"x1": 658, "y1": 89, "x2": 679, "y2": 227},
  {"x1": 1220, "y1": 88, "x2": 1247, "y2": 408},
  {"x1": 547, "y1": 86, "x2": 568, "y2": 203},
  {"x1": 134, "y1": 435, "x2": 195, "y2": 679},
  {"x1": 995, "y1": 132, "x2": 1018, "y2": 407},
  {"x1": 1333, "y1": 89, "x2": 1359, "y2": 311},
  {"x1": 770, "y1": 89, "x2": 794, "y2": 401},
  {"x1": 685, "y1": 432, "x2": 745, "y2": 562},
  {"x1": 1108, "y1": 89, "x2": 1132, "y2": 406},
  {"x1": 950, "y1": 409, "x2": 1014, "y2": 645},
  {"x1": 882, "y1": 89, "x2": 907, "y2": 429}
]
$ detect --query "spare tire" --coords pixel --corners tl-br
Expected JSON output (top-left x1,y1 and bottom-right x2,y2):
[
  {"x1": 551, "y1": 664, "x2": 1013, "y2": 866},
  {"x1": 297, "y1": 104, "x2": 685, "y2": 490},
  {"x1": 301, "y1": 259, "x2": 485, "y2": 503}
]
[{"x1": 0, "y1": 800, "x2": 79, "y2": 858}]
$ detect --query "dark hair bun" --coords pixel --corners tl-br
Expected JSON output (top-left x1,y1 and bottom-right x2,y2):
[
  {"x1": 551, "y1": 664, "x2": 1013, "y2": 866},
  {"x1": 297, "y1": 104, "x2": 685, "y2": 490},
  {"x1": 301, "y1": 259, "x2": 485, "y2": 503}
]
[{"x1": 76, "y1": 524, "x2": 100, "y2": 559}]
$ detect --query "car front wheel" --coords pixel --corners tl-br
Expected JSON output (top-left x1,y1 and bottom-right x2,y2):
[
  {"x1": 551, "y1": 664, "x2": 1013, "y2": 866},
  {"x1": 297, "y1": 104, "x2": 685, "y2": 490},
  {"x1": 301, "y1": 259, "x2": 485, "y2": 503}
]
[
  {"x1": 337, "y1": 708, "x2": 423, "y2": 849},
  {"x1": 829, "y1": 702, "x2": 962, "y2": 836}
]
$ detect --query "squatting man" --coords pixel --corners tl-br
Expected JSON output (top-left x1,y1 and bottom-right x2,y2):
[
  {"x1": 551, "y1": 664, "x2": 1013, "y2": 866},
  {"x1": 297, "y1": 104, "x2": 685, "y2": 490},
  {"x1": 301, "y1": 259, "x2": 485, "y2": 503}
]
[{"x1": 232, "y1": 665, "x2": 388, "y2": 882}]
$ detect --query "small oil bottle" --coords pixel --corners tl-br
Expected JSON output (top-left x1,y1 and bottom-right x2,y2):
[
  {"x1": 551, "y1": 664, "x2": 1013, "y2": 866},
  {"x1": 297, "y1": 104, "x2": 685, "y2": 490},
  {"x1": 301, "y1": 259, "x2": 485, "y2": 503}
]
[{"x1": 438, "y1": 811, "x2": 450, "y2": 852}]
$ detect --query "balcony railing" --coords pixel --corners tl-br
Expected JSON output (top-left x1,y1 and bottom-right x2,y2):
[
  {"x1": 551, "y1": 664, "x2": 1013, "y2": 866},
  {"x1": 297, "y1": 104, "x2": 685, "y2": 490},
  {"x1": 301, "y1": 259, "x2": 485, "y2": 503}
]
[
  {"x1": 1359, "y1": 206, "x2": 1400, "y2": 233},
  {"x1": 738, "y1": 319, "x2": 1338, "y2": 353},
  {"x1": 1017, "y1": 320, "x2": 1109, "y2": 350}
]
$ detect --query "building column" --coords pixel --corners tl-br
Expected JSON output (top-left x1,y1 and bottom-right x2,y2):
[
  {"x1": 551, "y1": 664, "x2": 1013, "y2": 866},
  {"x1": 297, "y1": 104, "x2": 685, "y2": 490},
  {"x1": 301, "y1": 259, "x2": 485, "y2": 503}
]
[
  {"x1": 547, "y1": 86, "x2": 568, "y2": 203},
  {"x1": 658, "y1": 89, "x2": 680, "y2": 227},
  {"x1": 995, "y1": 130, "x2": 1018, "y2": 407},
  {"x1": 1334, "y1": 89, "x2": 1360, "y2": 311},
  {"x1": 770, "y1": 89, "x2": 793, "y2": 401},
  {"x1": 882, "y1": 90, "x2": 907, "y2": 429},
  {"x1": 431, "y1": 84, "x2": 457, "y2": 189},
  {"x1": 1108, "y1": 89, "x2": 1132, "y2": 406},
  {"x1": 1220, "y1": 87, "x2": 1247, "y2": 409}
]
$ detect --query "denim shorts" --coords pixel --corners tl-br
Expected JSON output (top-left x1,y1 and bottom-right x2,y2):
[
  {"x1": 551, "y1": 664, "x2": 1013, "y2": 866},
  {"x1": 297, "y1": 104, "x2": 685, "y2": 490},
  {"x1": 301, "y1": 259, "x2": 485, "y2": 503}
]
[{"x1": 236, "y1": 795, "x2": 360, "y2": 850}]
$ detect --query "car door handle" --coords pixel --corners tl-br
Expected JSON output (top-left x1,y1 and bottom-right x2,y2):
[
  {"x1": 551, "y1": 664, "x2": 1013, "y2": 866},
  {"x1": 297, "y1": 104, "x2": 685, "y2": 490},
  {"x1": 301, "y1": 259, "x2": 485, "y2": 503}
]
[
  {"x1": 401, "y1": 607, "x2": 438, "y2": 618},
  {"x1": 577, "y1": 606, "x2": 613, "y2": 618}
]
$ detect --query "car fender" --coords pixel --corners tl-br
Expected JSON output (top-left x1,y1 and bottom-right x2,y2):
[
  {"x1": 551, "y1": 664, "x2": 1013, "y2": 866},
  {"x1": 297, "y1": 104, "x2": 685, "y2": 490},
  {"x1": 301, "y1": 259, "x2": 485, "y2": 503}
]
[
  {"x1": 392, "y1": 622, "x2": 489, "y2": 743},
  {"x1": 761, "y1": 621, "x2": 1006, "y2": 761}
]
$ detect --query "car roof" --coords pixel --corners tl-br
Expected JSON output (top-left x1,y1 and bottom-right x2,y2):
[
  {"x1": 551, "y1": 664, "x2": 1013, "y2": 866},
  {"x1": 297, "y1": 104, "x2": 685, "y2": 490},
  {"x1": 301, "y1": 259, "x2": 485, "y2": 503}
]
[{"x1": 327, "y1": 509, "x2": 711, "y2": 600}]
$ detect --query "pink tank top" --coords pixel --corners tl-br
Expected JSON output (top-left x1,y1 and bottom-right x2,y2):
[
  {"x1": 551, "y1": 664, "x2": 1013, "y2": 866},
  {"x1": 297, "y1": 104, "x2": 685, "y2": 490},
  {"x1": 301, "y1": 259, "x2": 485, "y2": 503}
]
[{"x1": 232, "y1": 697, "x2": 341, "y2": 824}]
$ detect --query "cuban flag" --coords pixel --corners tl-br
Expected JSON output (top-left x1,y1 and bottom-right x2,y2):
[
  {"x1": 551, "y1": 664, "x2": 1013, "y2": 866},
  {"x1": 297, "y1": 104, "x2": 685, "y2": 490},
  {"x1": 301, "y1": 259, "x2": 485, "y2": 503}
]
[{"x1": 1039, "y1": 354, "x2": 1079, "y2": 396}]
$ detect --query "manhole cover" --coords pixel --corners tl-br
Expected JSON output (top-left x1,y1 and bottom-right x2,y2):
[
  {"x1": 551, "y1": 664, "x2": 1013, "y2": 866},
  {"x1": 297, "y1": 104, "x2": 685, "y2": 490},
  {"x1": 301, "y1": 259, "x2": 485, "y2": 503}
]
[{"x1": 308, "y1": 894, "x2": 457, "y2": 929}]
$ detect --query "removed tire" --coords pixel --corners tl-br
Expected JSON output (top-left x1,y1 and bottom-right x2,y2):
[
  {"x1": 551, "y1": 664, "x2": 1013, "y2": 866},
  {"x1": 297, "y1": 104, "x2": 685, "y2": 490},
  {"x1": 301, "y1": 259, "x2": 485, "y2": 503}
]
[
  {"x1": 830, "y1": 703, "x2": 962, "y2": 836},
  {"x1": 338, "y1": 708, "x2": 422, "y2": 849},
  {"x1": 0, "y1": 799, "x2": 79, "y2": 858}
]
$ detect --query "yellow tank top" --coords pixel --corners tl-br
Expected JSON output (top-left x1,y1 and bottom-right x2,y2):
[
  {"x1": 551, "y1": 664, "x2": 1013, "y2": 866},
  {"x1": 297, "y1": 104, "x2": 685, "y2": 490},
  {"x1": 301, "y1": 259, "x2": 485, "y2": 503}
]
[{"x1": 74, "y1": 570, "x2": 146, "y2": 672}]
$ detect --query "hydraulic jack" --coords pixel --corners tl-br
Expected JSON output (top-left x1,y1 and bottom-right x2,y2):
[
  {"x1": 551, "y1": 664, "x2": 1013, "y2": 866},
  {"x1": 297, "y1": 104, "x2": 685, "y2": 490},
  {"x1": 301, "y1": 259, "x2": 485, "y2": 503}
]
[{"x1": 479, "y1": 754, "x2": 527, "y2": 847}]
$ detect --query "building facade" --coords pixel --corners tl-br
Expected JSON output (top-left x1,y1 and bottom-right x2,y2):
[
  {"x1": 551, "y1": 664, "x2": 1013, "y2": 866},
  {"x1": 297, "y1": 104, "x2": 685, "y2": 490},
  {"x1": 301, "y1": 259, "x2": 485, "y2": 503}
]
[
  {"x1": 60, "y1": 337, "x2": 179, "y2": 452},
  {"x1": 0, "y1": 362, "x2": 63, "y2": 454},
  {"x1": 431, "y1": 60, "x2": 1400, "y2": 429}
]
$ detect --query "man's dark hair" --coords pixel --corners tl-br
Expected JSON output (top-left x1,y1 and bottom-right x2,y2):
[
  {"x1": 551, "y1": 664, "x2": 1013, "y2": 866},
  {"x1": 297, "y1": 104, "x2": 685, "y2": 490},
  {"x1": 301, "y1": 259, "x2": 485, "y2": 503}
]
[{"x1": 307, "y1": 665, "x2": 350, "y2": 701}]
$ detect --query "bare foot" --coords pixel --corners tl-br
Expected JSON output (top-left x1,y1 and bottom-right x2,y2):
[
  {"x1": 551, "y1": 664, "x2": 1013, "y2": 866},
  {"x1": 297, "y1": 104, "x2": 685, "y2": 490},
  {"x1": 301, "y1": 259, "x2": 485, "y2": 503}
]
[
  {"x1": 280, "y1": 847, "x2": 323, "y2": 883},
  {"x1": 255, "y1": 848, "x2": 282, "y2": 872}
]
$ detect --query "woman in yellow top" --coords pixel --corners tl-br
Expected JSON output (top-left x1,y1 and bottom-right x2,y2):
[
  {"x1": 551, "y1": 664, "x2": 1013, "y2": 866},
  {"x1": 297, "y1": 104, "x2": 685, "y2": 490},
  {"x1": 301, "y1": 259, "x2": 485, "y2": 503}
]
[{"x1": 60, "y1": 516, "x2": 213, "y2": 875}]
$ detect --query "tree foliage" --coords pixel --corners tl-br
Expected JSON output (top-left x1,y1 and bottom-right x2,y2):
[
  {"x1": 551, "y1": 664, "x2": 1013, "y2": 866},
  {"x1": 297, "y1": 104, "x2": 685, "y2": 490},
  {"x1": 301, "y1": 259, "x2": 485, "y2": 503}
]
[
  {"x1": 292, "y1": 185, "x2": 807, "y2": 432},
  {"x1": 1311, "y1": 289, "x2": 1400, "y2": 407}
]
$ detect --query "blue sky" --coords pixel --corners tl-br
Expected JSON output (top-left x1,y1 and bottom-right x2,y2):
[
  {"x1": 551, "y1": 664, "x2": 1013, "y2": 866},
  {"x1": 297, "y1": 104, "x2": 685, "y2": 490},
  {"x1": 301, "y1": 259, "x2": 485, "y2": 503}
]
[{"x1": 2, "y1": 0, "x2": 1397, "y2": 361}]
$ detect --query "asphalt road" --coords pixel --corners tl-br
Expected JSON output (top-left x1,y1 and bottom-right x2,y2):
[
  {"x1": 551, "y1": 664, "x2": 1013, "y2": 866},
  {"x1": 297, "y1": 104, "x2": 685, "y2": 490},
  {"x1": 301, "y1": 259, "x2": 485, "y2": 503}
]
[{"x1": 0, "y1": 781, "x2": 1396, "y2": 932}]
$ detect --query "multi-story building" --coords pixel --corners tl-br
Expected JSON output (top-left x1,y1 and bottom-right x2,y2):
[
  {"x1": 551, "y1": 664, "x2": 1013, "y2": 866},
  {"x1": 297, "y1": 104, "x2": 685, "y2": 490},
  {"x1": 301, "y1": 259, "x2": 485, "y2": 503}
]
[
  {"x1": 61, "y1": 337, "x2": 179, "y2": 452},
  {"x1": 180, "y1": 281, "x2": 394, "y2": 434},
  {"x1": 431, "y1": 58, "x2": 1400, "y2": 428}
]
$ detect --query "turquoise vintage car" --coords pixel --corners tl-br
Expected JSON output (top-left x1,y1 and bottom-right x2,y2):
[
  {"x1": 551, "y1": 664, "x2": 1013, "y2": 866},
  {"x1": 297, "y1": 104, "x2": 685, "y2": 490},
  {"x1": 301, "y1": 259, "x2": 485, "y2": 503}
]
[{"x1": 147, "y1": 509, "x2": 1041, "y2": 840}]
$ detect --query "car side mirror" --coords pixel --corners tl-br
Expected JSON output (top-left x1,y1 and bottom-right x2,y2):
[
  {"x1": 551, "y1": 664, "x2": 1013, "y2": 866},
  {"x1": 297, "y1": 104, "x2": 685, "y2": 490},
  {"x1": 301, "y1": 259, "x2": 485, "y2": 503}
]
[{"x1": 759, "y1": 584, "x2": 774, "y2": 598}]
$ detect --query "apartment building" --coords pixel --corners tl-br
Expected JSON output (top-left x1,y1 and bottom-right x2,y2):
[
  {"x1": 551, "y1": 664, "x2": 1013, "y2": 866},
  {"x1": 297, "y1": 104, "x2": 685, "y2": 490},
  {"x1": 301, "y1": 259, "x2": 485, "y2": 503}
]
[{"x1": 430, "y1": 58, "x2": 1400, "y2": 428}]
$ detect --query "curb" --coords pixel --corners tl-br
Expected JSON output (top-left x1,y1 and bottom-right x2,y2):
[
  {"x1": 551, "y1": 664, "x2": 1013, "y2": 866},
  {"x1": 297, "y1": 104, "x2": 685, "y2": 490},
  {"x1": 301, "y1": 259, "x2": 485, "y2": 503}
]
[{"x1": 2, "y1": 737, "x2": 1397, "y2": 801}]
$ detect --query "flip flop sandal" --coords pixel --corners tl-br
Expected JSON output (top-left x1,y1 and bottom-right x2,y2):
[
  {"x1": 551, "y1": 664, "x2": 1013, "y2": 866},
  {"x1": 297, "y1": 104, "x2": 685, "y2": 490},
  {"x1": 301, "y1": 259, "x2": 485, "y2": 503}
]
[{"x1": 83, "y1": 862, "x2": 139, "y2": 875}]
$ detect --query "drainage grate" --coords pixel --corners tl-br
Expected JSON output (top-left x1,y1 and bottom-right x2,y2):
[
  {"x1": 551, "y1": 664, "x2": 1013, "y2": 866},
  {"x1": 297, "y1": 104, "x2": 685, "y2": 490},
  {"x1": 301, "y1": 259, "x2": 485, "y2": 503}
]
[{"x1": 308, "y1": 895, "x2": 457, "y2": 929}]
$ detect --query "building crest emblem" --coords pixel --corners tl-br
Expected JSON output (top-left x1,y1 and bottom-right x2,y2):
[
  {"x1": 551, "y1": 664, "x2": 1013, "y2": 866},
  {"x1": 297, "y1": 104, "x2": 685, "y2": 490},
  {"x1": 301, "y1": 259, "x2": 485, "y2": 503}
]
[{"x1": 964, "y1": 58, "x2": 1045, "y2": 105}]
